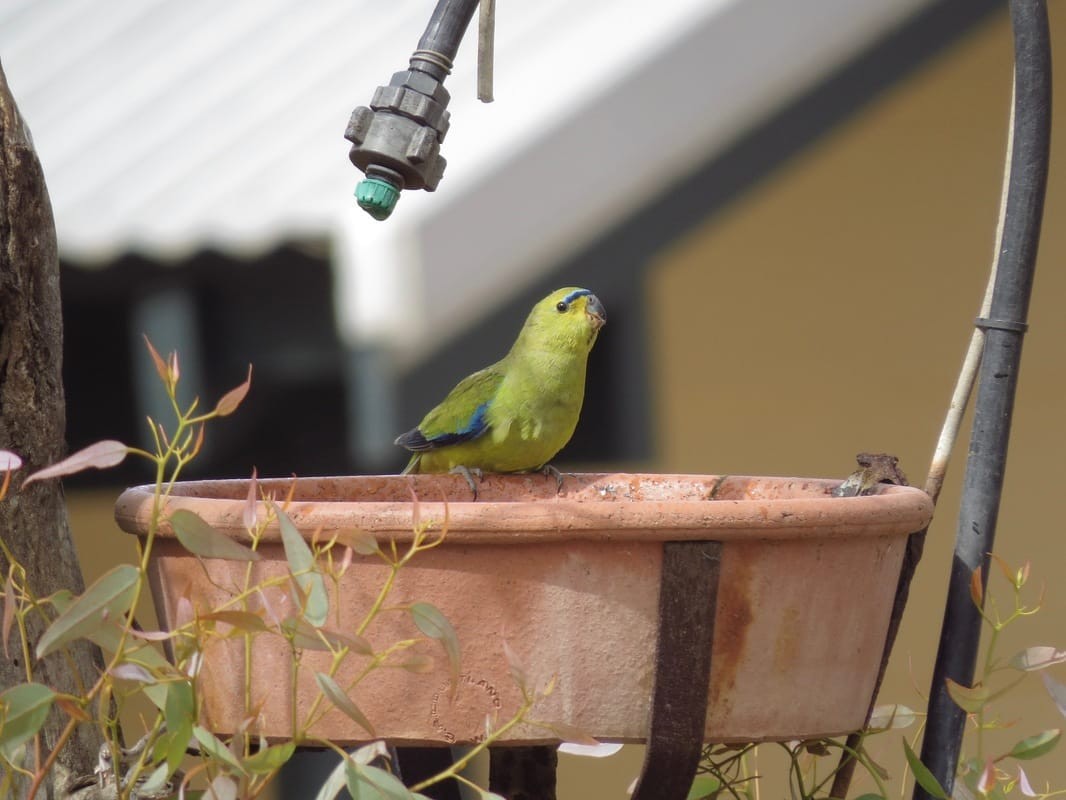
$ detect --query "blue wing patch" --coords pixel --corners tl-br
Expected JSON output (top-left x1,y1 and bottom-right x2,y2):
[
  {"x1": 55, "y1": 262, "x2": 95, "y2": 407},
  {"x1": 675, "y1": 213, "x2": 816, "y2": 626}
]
[{"x1": 394, "y1": 402, "x2": 490, "y2": 452}]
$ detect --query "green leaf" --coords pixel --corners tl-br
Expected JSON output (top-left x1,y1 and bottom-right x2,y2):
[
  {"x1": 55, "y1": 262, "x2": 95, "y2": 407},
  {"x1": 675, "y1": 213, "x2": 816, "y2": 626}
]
[
  {"x1": 200, "y1": 610, "x2": 270, "y2": 634},
  {"x1": 153, "y1": 720, "x2": 194, "y2": 774},
  {"x1": 315, "y1": 673, "x2": 376, "y2": 736},
  {"x1": 945, "y1": 678, "x2": 989, "y2": 714},
  {"x1": 280, "y1": 618, "x2": 368, "y2": 653},
  {"x1": 138, "y1": 762, "x2": 172, "y2": 796},
  {"x1": 274, "y1": 504, "x2": 328, "y2": 627},
  {"x1": 1007, "y1": 729, "x2": 1060, "y2": 760},
  {"x1": 854, "y1": 795, "x2": 887, "y2": 800},
  {"x1": 85, "y1": 621, "x2": 172, "y2": 709},
  {"x1": 193, "y1": 726, "x2": 245, "y2": 774},
  {"x1": 0, "y1": 683, "x2": 56, "y2": 760},
  {"x1": 243, "y1": 741, "x2": 295, "y2": 774},
  {"x1": 36, "y1": 564, "x2": 139, "y2": 658},
  {"x1": 410, "y1": 602, "x2": 460, "y2": 689},
  {"x1": 170, "y1": 510, "x2": 262, "y2": 561},
  {"x1": 342, "y1": 530, "x2": 381, "y2": 556},
  {"x1": 345, "y1": 761, "x2": 413, "y2": 800},
  {"x1": 164, "y1": 680, "x2": 195, "y2": 735},
  {"x1": 687, "y1": 774, "x2": 722, "y2": 799},
  {"x1": 903, "y1": 738, "x2": 949, "y2": 800}
]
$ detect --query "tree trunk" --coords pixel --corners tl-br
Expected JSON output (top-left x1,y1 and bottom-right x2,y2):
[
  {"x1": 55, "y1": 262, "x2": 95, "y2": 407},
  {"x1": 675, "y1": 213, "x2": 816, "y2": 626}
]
[{"x1": 0, "y1": 60, "x2": 104, "y2": 798}]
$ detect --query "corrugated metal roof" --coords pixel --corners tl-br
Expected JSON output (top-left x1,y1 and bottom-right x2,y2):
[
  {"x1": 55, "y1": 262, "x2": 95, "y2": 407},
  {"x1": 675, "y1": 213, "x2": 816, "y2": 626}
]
[{"x1": 0, "y1": 0, "x2": 932, "y2": 361}]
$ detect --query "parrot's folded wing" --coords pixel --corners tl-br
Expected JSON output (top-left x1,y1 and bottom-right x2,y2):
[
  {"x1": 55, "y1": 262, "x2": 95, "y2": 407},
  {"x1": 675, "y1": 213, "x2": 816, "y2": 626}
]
[{"x1": 394, "y1": 365, "x2": 503, "y2": 452}]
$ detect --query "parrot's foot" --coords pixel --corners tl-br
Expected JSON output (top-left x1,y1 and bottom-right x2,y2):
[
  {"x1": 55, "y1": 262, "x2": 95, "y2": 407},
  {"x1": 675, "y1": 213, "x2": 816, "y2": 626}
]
[
  {"x1": 450, "y1": 465, "x2": 484, "y2": 501},
  {"x1": 541, "y1": 464, "x2": 565, "y2": 494}
]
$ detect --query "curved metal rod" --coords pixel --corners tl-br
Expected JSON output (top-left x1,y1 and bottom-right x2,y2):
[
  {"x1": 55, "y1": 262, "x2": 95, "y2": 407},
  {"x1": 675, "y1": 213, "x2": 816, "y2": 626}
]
[{"x1": 915, "y1": 2, "x2": 1052, "y2": 797}]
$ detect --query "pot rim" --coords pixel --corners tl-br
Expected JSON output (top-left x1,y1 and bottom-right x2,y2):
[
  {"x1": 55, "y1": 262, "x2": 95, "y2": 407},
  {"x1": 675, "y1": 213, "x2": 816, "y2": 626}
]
[{"x1": 114, "y1": 473, "x2": 933, "y2": 545}]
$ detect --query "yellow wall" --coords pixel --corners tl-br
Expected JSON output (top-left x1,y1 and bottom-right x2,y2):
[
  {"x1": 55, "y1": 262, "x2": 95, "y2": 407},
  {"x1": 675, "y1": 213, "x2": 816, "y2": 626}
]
[{"x1": 646, "y1": 5, "x2": 1066, "y2": 794}]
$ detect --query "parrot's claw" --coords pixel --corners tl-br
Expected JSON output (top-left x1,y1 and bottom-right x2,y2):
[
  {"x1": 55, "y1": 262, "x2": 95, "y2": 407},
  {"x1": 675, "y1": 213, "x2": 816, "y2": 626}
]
[
  {"x1": 450, "y1": 465, "x2": 483, "y2": 501},
  {"x1": 541, "y1": 464, "x2": 565, "y2": 494}
]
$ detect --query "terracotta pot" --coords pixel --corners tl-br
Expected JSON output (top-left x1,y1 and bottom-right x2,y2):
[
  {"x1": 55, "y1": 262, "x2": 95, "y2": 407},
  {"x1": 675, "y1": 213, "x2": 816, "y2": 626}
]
[{"x1": 114, "y1": 473, "x2": 932, "y2": 746}]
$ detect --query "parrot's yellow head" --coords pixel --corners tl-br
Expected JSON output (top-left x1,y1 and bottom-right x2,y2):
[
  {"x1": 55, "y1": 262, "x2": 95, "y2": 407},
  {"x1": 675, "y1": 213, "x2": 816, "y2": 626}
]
[{"x1": 518, "y1": 287, "x2": 606, "y2": 353}]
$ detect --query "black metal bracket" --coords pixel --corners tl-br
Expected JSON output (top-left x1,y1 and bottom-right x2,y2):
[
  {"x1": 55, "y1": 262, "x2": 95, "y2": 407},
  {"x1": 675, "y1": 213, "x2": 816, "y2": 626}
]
[{"x1": 631, "y1": 540, "x2": 723, "y2": 800}]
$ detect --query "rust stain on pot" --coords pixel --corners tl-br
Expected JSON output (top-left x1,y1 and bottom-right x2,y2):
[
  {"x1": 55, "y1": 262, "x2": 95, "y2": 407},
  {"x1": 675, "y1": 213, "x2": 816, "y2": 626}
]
[
  {"x1": 773, "y1": 607, "x2": 801, "y2": 672},
  {"x1": 708, "y1": 546, "x2": 755, "y2": 709}
]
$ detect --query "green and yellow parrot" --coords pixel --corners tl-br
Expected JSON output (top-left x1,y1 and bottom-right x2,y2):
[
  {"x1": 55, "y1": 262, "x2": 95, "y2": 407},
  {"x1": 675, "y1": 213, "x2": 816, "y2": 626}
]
[{"x1": 395, "y1": 287, "x2": 606, "y2": 493}]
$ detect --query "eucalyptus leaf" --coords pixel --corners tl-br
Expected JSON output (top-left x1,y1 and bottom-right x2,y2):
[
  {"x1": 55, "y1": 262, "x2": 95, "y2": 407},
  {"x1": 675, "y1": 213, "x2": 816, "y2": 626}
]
[
  {"x1": 0, "y1": 683, "x2": 56, "y2": 760},
  {"x1": 315, "y1": 672, "x2": 376, "y2": 736},
  {"x1": 36, "y1": 564, "x2": 139, "y2": 658},
  {"x1": 945, "y1": 678, "x2": 989, "y2": 714},
  {"x1": 193, "y1": 726, "x2": 245, "y2": 774},
  {"x1": 345, "y1": 761, "x2": 413, "y2": 800},
  {"x1": 170, "y1": 509, "x2": 261, "y2": 561},
  {"x1": 165, "y1": 680, "x2": 195, "y2": 735},
  {"x1": 243, "y1": 741, "x2": 296, "y2": 774},
  {"x1": 1043, "y1": 672, "x2": 1066, "y2": 718},
  {"x1": 1007, "y1": 729, "x2": 1060, "y2": 760},
  {"x1": 1009, "y1": 647, "x2": 1066, "y2": 672},
  {"x1": 687, "y1": 774, "x2": 722, "y2": 800},
  {"x1": 313, "y1": 757, "x2": 350, "y2": 800},
  {"x1": 274, "y1": 504, "x2": 328, "y2": 627},
  {"x1": 904, "y1": 738, "x2": 948, "y2": 800},
  {"x1": 410, "y1": 602, "x2": 459, "y2": 689}
]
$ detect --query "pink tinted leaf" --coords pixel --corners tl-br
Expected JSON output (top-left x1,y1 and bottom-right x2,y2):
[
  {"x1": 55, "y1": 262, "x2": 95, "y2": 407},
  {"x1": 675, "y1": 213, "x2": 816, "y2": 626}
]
[
  {"x1": 143, "y1": 336, "x2": 170, "y2": 384},
  {"x1": 126, "y1": 628, "x2": 176, "y2": 642},
  {"x1": 214, "y1": 366, "x2": 253, "y2": 417},
  {"x1": 205, "y1": 774, "x2": 238, "y2": 800},
  {"x1": 558, "y1": 742, "x2": 623, "y2": 758},
  {"x1": 976, "y1": 758, "x2": 995, "y2": 794},
  {"x1": 409, "y1": 487, "x2": 422, "y2": 531},
  {"x1": 1044, "y1": 673, "x2": 1066, "y2": 719},
  {"x1": 110, "y1": 663, "x2": 156, "y2": 683},
  {"x1": 538, "y1": 720, "x2": 599, "y2": 747},
  {"x1": 1017, "y1": 767, "x2": 1037, "y2": 797},
  {"x1": 0, "y1": 451, "x2": 22, "y2": 472},
  {"x1": 970, "y1": 567, "x2": 984, "y2": 608},
  {"x1": 502, "y1": 639, "x2": 529, "y2": 691},
  {"x1": 200, "y1": 610, "x2": 270, "y2": 635},
  {"x1": 2, "y1": 571, "x2": 16, "y2": 658},
  {"x1": 23, "y1": 440, "x2": 128, "y2": 486},
  {"x1": 869, "y1": 704, "x2": 917, "y2": 730},
  {"x1": 175, "y1": 594, "x2": 195, "y2": 630},
  {"x1": 243, "y1": 469, "x2": 259, "y2": 530},
  {"x1": 1009, "y1": 647, "x2": 1066, "y2": 672}
]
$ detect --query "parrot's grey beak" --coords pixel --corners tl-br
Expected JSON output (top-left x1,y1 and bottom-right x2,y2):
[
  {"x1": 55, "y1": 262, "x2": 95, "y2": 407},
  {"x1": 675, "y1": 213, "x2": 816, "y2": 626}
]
[{"x1": 585, "y1": 294, "x2": 606, "y2": 330}]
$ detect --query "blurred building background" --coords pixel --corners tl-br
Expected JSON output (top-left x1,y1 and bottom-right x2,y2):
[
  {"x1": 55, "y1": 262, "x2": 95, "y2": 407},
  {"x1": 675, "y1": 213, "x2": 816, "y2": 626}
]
[{"x1": 2, "y1": 0, "x2": 1064, "y2": 796}]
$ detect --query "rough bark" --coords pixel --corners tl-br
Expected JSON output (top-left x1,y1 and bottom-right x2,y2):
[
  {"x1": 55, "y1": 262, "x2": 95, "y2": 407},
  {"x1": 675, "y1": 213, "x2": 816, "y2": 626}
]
[{"x1": 0, "y1": 60, "x2": 104, "y2": 797}]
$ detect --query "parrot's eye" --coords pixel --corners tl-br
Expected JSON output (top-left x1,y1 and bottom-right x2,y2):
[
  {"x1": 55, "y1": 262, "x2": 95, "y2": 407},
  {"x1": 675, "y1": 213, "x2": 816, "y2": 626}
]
[{"x1": 555, "y1": 301, "x2": 568, "y2": 313}]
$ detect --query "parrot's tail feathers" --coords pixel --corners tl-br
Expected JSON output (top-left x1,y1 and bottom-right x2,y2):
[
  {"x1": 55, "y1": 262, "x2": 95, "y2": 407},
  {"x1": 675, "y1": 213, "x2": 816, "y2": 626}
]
[{"x1": 401, "y1": 454, "x2": 421, "y2": 475}]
